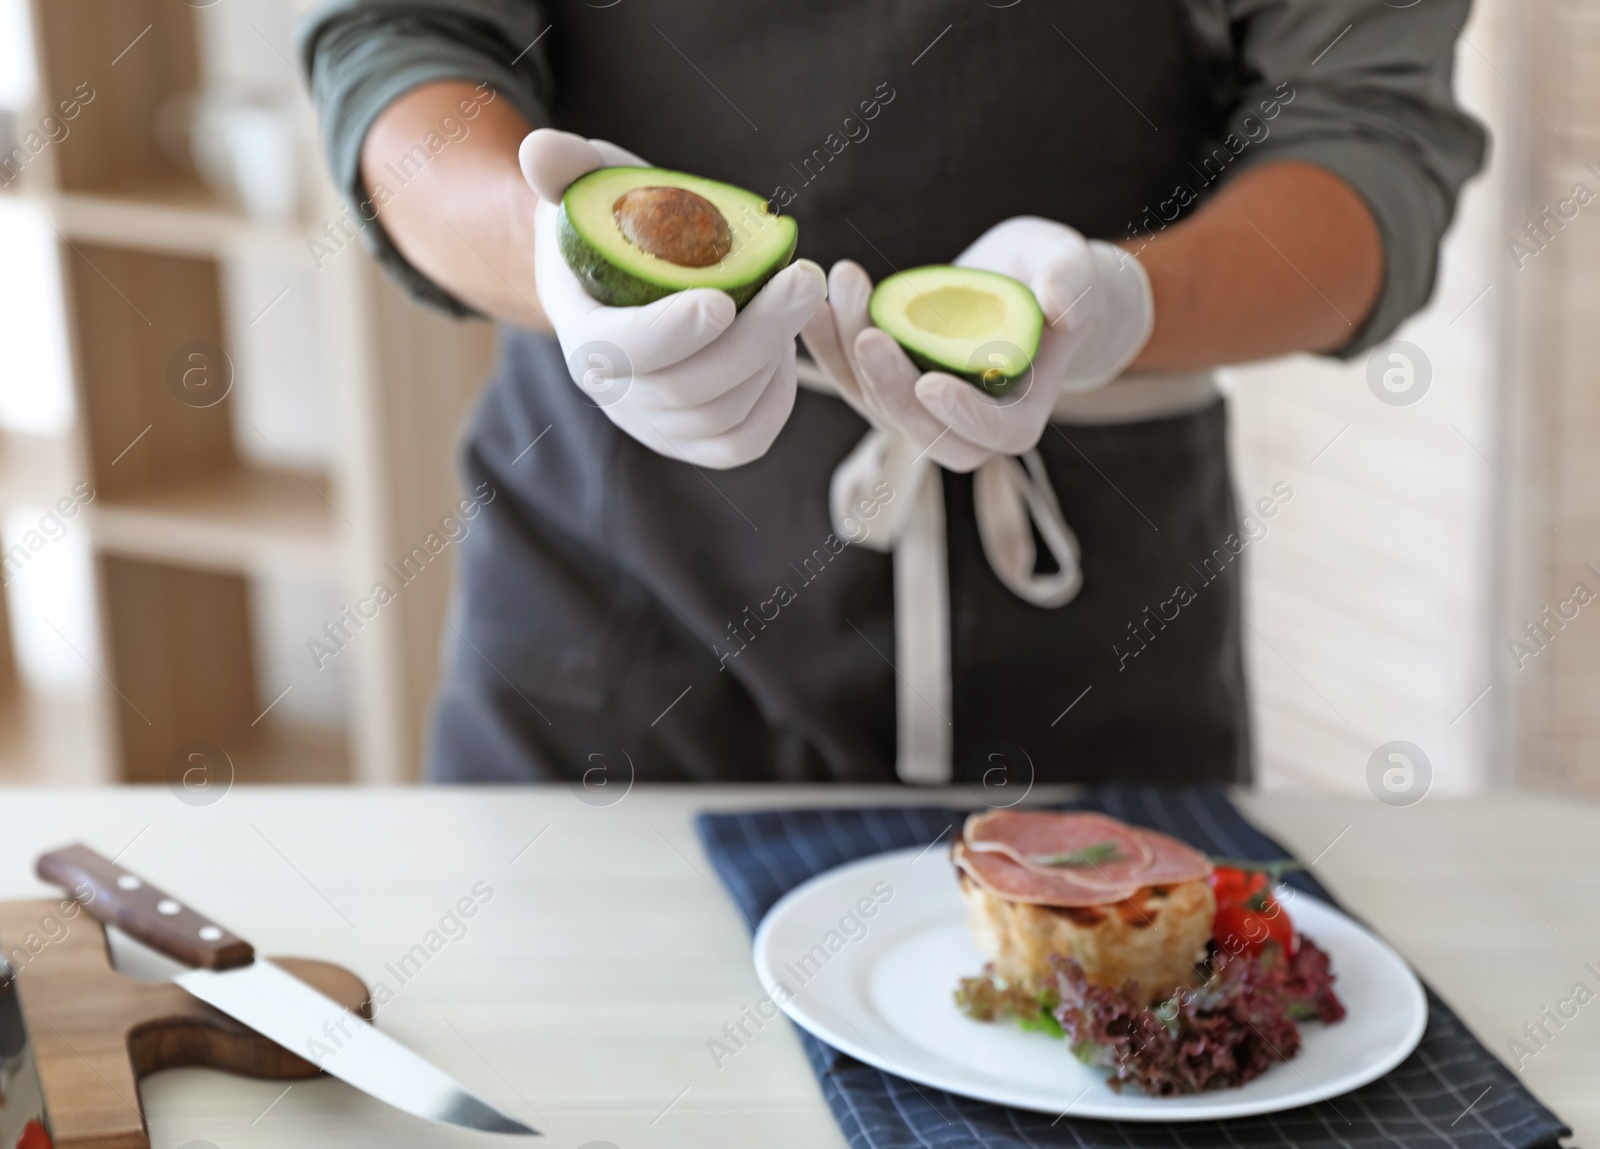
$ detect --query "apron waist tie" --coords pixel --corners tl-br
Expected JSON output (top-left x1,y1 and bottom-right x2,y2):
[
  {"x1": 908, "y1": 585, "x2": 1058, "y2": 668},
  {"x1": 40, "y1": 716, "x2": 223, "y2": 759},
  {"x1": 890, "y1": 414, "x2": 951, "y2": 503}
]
[
  {"x1": 830, "y1": 429, "x2": 1081, "y2": 784},
  {"x1": 803, "y1": 359, "x2": 1220, "y2": 785}
]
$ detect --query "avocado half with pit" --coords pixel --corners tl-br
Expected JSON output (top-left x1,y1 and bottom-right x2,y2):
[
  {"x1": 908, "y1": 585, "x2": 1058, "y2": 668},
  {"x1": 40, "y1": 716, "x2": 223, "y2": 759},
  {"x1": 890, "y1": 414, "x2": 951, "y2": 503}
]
[
  {"x1": 869, "y1": 266, "x2": 1044, "y2": 396},
  {"x1": 557, "y1": 166, "x2": 797, "y2": 309}
]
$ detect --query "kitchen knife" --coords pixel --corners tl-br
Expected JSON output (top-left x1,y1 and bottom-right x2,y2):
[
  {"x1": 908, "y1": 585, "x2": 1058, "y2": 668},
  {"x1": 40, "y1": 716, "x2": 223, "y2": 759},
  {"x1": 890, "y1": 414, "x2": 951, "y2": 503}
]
[
  {"x1": 0, "y1": 962, "x2": 52, "y2": 1149},
  {"x1": 36, "y1": 845, "x2": 537, "y2": 1137}
]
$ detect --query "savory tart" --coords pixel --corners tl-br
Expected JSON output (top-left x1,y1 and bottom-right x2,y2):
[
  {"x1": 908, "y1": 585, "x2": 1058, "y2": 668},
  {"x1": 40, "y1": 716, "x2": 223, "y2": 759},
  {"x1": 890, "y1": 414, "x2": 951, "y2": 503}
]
[
  {"x1": 953, "y1": 810, "x2": 1215, "y2": 1004},
  {"x1": 953, "y1": 809, "x2": 1347, "y2": 1095}
]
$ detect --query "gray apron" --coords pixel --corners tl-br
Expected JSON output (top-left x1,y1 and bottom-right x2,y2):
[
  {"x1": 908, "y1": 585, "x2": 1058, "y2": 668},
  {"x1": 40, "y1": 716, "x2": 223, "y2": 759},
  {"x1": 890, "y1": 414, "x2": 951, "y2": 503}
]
[{"x1": 427, "y1": 0, "x2": 1251, "y2": 785}]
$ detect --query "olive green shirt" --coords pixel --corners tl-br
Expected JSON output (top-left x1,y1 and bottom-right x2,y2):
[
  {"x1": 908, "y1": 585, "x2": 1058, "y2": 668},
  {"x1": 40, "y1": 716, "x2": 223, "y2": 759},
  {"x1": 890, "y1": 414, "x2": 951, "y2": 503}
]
[{"x1": 296, "y1": 0, "x2": 1486, "y2": 355}]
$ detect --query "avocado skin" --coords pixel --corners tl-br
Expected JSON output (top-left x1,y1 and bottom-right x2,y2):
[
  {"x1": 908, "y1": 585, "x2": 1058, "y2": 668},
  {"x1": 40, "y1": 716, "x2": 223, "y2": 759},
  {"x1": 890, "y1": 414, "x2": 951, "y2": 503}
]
[
  {"x1": 904, "y1": 348, "x2": 1030, "y2": 396},
  {"x1": 556, "y1": 203, "x2": 796, "y2": 311}
]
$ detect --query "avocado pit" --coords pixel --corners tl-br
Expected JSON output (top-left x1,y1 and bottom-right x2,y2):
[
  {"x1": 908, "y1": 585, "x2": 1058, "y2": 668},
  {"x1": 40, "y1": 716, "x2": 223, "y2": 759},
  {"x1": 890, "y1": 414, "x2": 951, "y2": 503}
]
[
  {"x1": 613, "y1": 186, "x2": 732, "y2": 268},
  {"x1": 558, "y1": 165, "x2": 798, "y2": 308}
]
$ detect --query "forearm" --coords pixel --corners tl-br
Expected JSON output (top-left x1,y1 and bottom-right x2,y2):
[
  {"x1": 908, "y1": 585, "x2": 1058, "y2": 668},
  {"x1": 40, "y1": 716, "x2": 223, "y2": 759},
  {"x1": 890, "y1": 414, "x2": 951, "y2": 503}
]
[
  {"x1": 360, "y1": 80, "x2": 546, "y2": 328},
  {"x1": 1128, "y1": 160, "x2": 1383, "y2": 371}
]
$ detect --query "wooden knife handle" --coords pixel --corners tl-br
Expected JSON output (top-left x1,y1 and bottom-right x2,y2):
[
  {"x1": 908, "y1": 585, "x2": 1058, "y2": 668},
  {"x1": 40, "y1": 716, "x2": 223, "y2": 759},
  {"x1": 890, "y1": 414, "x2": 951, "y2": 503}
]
[{"x1": 36, "y1": 843, "x2": 255, "y2": 970}]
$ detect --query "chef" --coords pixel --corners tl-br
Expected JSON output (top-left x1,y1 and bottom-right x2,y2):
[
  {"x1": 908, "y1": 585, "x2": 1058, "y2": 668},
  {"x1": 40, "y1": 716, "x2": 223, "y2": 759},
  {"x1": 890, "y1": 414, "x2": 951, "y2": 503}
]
[{"x1": 298, "y1": 1, "x2": 1484, "y2": 785}]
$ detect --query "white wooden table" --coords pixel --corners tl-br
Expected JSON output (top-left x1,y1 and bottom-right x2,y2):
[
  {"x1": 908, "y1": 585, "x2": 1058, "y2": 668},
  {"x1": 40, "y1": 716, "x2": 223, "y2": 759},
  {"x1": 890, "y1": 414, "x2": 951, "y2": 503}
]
[{"x1": 0, "y1": 786, "x2": 1592, "y2": 1148}]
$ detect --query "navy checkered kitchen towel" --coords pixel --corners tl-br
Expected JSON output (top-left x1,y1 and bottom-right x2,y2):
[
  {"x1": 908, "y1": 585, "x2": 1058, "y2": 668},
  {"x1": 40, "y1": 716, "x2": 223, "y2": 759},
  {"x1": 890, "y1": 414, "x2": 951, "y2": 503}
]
[{"x1": 695, "y1": 787, "x2": 1569, "y2": 1149}]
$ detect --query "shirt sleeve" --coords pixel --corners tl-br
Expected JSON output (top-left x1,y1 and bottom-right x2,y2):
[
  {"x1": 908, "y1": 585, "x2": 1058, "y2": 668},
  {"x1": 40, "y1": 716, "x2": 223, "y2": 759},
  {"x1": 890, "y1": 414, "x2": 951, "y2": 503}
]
[
  {"x1": 1187, "y1": 0, "x2": 1488, "y2": 356},
  {"x1": 295, "y1": 0, "x2": 555, "y2": 317}
]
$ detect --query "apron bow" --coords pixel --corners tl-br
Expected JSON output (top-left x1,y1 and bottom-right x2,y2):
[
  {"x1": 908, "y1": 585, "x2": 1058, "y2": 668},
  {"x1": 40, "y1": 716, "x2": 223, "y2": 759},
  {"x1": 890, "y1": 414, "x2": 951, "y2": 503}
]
[
  {"x1": 802, "y1": 359, "x2": 1220, "y2": 786},
  {"x1": 828, "y1": 425, "x2": 1084, "y2": 784}
]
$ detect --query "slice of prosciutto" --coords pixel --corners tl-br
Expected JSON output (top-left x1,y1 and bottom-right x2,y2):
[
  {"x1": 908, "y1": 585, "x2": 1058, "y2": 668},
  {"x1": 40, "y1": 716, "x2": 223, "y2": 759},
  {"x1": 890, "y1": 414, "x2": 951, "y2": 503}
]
[{"x1": 954, "y1": 810, "x2": 1212, "y2": 907}]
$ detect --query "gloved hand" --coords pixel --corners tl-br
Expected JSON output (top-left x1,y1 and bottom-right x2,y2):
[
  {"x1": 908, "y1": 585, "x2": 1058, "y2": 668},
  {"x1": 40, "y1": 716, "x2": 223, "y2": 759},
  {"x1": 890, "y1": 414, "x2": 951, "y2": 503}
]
[
  {"x1": 521, "y1": 128, "x2": 826, "y2": 470},
  {"x1": 801, "y1": 217, "x2": 1153, "y2": 467}
]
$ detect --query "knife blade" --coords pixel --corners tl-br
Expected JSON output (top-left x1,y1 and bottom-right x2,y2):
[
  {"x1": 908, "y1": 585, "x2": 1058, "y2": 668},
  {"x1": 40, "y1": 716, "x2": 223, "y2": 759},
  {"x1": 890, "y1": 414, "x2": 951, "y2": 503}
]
[
  {"x1": 37, "y1": 845, "x2": 537, "y2": 1137},
  {"x1": 0, "y1": 960, "x2": 52, "y2": 1149}
]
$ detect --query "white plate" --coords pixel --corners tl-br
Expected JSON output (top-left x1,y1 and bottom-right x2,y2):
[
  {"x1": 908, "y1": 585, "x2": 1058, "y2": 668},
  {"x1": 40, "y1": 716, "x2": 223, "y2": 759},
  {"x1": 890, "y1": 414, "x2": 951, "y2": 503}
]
[{"x1": 752, "y1": 845, "x2": 1427, "y2": 1122}]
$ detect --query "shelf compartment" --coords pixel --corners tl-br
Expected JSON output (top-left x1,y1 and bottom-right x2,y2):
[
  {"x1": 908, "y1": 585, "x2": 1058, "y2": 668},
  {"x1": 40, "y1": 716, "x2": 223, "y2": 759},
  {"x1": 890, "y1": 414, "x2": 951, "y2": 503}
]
[
  {"x1": 61, "y1": 240, "x2": 236, "y2": 498},
  {"x1": 98, "y1": 554, "x2": 348, "y2": 783},
  {"x1": 35, "y1": 0, "x2": 204, "y2": 199}
]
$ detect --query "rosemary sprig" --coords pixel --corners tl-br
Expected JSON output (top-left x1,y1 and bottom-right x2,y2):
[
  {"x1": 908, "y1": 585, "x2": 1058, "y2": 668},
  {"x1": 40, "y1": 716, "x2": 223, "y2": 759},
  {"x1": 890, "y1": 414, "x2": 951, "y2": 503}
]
[{"x1": 1029, "y1": 840, "x2": 1124, "y2": 867}]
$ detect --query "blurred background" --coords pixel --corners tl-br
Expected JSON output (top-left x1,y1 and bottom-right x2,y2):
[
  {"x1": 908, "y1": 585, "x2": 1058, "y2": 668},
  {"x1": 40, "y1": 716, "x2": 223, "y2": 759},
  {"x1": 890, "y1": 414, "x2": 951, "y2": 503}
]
[{"x1": 0, "y1": 0, "x2": 1592, "y2": 795}]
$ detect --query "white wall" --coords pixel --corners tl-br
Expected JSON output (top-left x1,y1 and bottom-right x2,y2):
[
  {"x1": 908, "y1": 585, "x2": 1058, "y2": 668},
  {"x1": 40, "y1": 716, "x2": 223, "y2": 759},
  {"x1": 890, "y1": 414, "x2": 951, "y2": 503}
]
[{"x1": 1228, "y1": 1, "x2": 1509, "y2": 795}]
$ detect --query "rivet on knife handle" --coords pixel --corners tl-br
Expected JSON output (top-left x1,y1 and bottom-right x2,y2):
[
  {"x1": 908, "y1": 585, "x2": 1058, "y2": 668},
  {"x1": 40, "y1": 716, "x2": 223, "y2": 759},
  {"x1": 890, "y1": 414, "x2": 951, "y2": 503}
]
[{"x1": 36, "y1": 844, "x2": 254, "y2": 970}]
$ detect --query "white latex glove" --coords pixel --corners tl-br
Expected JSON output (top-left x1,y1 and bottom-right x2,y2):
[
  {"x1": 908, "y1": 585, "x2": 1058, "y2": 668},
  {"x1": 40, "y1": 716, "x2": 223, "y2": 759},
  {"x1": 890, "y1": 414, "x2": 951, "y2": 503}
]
[
  {"x1": 521, "y1": 128, "x2": 826, "y2": 470},
  {"x1": 802, "y1": 217, "x2": 1153, "y2": 465},
  {"x1": 801, "y1": 260, "x2": 988, "y2": 472}
]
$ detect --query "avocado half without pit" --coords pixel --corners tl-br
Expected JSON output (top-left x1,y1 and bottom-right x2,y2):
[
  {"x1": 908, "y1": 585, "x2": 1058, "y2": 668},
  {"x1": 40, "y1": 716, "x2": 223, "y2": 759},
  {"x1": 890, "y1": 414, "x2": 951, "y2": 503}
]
[
  {"x1": 557, "y1": 166, "x2": 798, "y2": 309},
  {"x1": 869, "y1": 266, "x2": 1044, "y2": 396}
]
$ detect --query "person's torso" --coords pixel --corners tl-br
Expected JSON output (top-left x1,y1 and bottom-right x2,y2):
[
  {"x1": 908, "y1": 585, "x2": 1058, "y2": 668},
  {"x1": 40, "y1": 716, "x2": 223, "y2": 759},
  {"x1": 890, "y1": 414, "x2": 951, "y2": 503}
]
[
  {"x1": 431, "y1": 1, "x2": 1250, "y2": 786},
  {"x1": 536, "y1": 0, "x2": 1223, "y2": 275}
]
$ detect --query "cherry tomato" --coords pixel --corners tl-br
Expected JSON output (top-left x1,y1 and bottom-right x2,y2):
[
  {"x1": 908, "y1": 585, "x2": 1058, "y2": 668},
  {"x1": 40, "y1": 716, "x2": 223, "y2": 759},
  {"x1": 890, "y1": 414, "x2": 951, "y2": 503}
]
[
  {"x1": 17, "y1": 1119, "x2": 53, "y2": 1149},
  {"x1": 1207, "y1": 866, "x2": 1268, "y2": 906},
  {"x1": 1212, "y1": 895, "x2": 1295, "y2": 957}
]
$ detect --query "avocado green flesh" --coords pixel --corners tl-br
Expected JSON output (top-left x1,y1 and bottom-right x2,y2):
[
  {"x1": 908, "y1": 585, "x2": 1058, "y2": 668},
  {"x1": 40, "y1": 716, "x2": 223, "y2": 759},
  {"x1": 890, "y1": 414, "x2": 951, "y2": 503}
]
[
  {"x1": 558, "y1": 166, "x2": 797, "y2": 309},
  {"x1": 869, "y1": 267, "x2": 1044, "y2": 395}
]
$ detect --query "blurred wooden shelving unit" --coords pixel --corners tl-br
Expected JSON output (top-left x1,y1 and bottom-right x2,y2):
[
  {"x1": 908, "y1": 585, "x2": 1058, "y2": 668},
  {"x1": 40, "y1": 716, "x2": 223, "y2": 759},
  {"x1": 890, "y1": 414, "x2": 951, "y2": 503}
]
[{"x1": 0, "y1": 0, "x2": 495, "y2": 784}]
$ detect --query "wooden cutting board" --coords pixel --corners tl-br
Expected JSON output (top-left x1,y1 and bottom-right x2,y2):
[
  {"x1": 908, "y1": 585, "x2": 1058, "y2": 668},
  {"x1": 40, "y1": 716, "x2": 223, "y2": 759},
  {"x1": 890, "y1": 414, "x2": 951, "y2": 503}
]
[{"x1": 0, "y1": 898, "x2": 370, "y2": 1149}]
